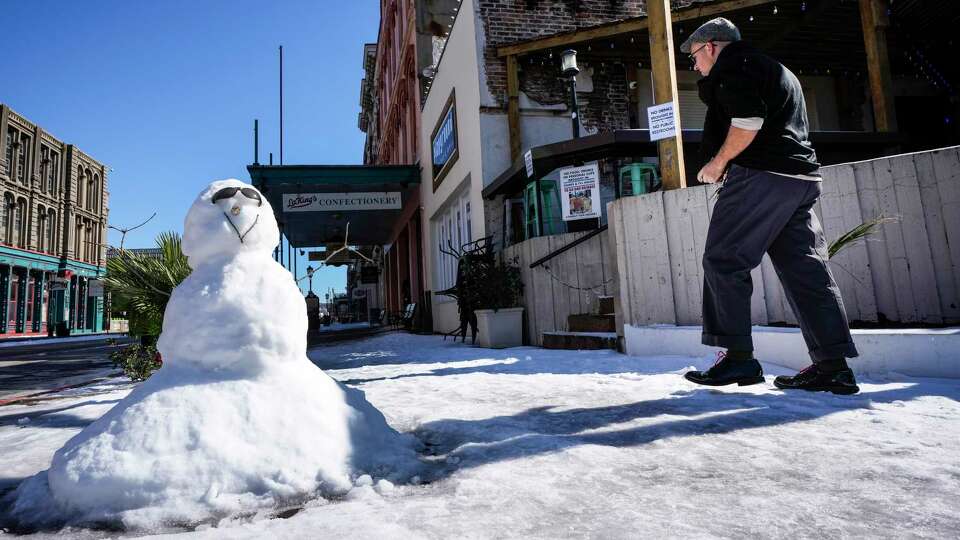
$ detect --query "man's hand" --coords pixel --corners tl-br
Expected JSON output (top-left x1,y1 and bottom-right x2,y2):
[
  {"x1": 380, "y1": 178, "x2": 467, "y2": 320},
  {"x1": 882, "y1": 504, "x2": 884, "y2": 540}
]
[{"x1": 697, "y1": 156, "x2": 728, "y2": 184}]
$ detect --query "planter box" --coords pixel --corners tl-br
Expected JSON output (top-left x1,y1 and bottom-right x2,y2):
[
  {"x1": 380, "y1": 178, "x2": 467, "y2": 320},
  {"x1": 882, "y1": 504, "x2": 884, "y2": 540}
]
[{"x1": 475, "y1": 307, "x2": 524, "y2": 349}]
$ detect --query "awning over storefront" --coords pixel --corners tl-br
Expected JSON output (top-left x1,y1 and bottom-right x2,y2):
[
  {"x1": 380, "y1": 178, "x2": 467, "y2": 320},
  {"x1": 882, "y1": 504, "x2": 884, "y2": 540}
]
[
  {"x1": 247, "y1": 164, "x2": 420, "y2": 247},
  {"x1": 482, "y1": 129, "x2": 904, "y2": 200}
]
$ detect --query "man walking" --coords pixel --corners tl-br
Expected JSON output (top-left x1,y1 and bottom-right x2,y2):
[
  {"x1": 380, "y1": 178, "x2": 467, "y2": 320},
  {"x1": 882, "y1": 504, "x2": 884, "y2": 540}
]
[{"x1": 678, "y1": 18, "x2": 860, "y2": 395}]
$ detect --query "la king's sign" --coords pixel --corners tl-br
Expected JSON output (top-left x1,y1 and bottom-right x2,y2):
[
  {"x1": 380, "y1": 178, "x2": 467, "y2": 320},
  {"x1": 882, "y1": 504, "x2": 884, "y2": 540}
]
[{"x1": 282, "y1": 192, "x2": 402, "y2": 213}]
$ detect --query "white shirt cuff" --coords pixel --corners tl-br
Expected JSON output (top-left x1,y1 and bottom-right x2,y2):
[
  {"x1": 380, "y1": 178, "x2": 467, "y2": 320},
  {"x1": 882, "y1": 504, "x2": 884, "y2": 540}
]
[{"x1": 731, "y1": 117, "x2": 764, "y2": 130}]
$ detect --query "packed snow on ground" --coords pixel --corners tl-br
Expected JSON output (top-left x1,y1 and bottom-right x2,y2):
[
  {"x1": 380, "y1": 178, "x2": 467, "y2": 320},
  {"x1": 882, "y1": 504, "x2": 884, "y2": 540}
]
[
  {"x1": 1, "y1": 180, "x2": 417, "y2": 531},
  {"x1": 2, "y1": 331, "x2": 959, "y2": 538}
]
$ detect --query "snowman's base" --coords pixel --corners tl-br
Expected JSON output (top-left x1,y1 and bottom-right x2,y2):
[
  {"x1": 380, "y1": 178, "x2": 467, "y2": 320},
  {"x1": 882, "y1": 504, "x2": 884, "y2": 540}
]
[{"x1": 9, "y1": 362, "x2": 419, "y2": 529}]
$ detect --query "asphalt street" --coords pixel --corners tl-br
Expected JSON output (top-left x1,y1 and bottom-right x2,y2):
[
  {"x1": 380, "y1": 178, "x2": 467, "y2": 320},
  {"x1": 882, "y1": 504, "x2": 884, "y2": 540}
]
[{"x1": 0, "y1": 342, "x2": 126, "y2": 402}]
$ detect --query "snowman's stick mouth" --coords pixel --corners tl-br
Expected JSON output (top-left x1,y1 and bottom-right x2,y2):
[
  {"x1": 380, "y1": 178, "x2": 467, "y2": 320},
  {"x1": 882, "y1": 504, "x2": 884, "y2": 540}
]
[{"x1": 223, "y1": 213, "x2": 260, "y2": 244}]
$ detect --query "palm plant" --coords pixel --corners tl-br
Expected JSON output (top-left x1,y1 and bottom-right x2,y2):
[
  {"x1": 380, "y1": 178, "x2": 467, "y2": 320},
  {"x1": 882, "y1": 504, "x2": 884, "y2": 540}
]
[
  {"x1": 105, "y1": 231, "x2": 191, "y2": 339},
  {"x1": 828, "y1": 215, "x2": 899, "y2": 259}
]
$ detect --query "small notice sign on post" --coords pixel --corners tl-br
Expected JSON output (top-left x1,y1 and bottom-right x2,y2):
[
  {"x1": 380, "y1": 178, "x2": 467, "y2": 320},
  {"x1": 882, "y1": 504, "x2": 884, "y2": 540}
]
[
  {"x1": 524, "y1": 149, "x2": 534, "y2": 178},
  {"x1": 559, "y1": 163, "x2": 602, "y2": 221},
  {"x1": 647, "y1": 102, "x2": 677, "y2": 141}
]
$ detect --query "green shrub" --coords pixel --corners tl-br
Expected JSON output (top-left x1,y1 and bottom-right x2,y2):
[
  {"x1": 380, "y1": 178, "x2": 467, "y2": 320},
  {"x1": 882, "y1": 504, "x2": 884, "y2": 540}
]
[{"x1": 110, "y1": 344, "x2": 163, "y2": 381}]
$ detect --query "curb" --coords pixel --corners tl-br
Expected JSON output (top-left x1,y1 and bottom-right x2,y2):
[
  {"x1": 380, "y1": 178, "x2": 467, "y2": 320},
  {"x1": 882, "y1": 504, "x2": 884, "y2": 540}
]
[{"x1": 0, "y1": 335, "x2": 135, "y2": 355}]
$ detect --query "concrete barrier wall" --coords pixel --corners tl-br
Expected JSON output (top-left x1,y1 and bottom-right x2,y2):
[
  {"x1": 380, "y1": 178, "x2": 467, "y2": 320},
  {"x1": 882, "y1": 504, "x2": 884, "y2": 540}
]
[{"x1": 608, "y1": 145, "x2": 960, "y2": 328}]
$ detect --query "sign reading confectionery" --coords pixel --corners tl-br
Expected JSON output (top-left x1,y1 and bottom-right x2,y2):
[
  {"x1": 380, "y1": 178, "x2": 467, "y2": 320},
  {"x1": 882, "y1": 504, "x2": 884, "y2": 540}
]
[{"x1": 282, "y1": 192, "x2": 402, "y2": 212}]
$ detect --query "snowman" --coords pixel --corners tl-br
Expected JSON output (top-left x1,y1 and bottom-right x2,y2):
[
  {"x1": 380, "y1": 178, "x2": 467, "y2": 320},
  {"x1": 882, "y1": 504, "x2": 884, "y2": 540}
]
[{"x1": 11, "y1": 179, "x2": 417, "y2": 528}]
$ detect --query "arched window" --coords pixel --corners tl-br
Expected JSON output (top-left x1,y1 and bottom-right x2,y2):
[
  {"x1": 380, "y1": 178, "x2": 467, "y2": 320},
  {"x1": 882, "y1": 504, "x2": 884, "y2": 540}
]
[
  {"x1": 47, "y1": 209, "x2": 57, "y2": 254},
  {"x1": 92, "y1": 173, "x2": 100, "y2": 212},
  {"x1": 85, "y1": 169, "x2": 94, "y2": 211},
  {"x1": 77, "y1": 166, "x2": 85, "y2": 208}
]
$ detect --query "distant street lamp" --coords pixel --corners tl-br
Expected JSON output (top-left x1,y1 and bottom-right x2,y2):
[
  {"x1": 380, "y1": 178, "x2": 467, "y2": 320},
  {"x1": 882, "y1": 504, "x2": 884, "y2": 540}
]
[
  {"x1": 306, "y1": 265, "x2": 315, "y2": 294},
  {"x1": 561, "y1": 49, "x2": 581, "y2": 139}
]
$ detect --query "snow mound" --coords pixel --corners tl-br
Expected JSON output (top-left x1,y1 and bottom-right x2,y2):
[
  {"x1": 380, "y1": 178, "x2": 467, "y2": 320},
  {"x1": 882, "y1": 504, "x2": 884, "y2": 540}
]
[{"x1": 7, "y1": 180, "x2": 419, "y2": 530}]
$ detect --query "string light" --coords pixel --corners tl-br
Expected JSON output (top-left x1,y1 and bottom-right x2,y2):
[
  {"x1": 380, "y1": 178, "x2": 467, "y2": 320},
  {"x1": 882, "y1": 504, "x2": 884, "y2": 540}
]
[{"x1": 773, "y1": 4, "x2": 778, "y2": 15}]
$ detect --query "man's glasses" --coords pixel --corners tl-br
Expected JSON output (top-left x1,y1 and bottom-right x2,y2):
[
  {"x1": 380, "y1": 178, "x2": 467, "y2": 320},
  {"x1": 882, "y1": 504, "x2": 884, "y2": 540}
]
[
  {"x1": 211, "y1": 186, "x2": 262, "y2": 207},
  {"x1": 688, "y1": 42, "x2": 709, "y2": 66}
]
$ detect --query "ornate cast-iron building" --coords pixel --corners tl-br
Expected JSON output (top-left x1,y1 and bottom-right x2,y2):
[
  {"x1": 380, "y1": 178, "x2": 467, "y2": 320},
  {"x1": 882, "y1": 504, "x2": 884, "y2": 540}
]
[{"x1": 0, "y1": 104, "x2": 109, "y2": 338}]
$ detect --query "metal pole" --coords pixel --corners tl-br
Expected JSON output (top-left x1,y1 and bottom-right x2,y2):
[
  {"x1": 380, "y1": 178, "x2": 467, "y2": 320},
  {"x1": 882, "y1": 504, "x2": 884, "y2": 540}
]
[
  {"x1": 570, "y1": 77, "x2": 581, "y2": 139},
  {"x1": 254, "y1": 119, "x2": 259, "y2": 165},
  {"x1": 279, "y1": 45, "x2": 284, "y2": 165}
]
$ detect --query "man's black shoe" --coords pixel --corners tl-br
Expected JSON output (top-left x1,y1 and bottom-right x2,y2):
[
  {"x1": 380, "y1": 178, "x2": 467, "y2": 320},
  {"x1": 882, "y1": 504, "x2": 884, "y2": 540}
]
[
  {"x1": 773, "y1": 364, "x2": 860, "y2": 395},
  {"x1": 684, "y1": 352, "x2": 765, "y2": 387}
]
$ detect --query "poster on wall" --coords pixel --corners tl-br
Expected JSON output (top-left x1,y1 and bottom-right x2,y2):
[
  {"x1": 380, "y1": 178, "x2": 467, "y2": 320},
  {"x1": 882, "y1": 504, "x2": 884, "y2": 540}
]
[{"x1": 559, "y1": 163, "x2": 602, "y2": 221}]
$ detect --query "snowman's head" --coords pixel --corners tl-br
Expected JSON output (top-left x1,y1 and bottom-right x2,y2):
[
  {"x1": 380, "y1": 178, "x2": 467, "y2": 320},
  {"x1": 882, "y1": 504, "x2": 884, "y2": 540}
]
[{"x1": 182, "y1": 179, "x2": 279, "y2": 266}]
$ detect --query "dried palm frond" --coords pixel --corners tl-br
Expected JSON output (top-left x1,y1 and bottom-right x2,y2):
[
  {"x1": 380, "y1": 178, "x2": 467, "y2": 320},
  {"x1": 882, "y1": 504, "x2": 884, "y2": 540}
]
[{"x1": 828, "y1": 215, "x2": 900, "y2": 259}]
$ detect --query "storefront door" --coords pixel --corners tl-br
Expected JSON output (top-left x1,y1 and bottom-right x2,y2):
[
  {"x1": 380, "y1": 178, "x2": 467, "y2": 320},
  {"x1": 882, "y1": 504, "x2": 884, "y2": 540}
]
[{"x1": 8, "y1": 273, "x2": 20, "y2": 333}]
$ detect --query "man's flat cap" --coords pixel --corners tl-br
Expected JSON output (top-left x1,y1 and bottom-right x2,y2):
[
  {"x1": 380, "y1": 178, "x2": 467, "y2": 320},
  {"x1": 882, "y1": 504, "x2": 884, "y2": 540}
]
[{"x1": 679, "y1": 17, "x2": 741, "y2": 53}]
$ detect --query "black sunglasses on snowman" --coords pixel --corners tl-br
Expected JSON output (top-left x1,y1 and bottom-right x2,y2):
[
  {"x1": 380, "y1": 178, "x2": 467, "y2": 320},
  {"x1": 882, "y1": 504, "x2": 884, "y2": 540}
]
[{"x1": 211, "y1": 186, "x2": 262, "y2": 207}]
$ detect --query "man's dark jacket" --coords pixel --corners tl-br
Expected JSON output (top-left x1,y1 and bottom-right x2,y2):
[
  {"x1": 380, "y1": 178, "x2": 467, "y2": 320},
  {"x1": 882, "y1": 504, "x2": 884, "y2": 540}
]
[{"x1": 697, "y1": 41, "x2": 820, "y2": 175}]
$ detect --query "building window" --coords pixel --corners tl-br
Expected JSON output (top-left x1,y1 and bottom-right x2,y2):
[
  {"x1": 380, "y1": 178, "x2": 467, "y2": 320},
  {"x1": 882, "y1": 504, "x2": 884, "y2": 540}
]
[
  {"x1": 48, "y1": 151, "x2": 59, "y2": 193},
  {"x1": 87, "y1": 174, "x2": 95, "y2": 211},
  {"x1": 75, "y1": 218, "x2": 82, "y2": 259},
  {"x1": 47, "y1": 209, "x2": 56, "y2": 254},
  {"x1": 4, "y1": 128, "x2": 16, "y2": 177},
  {"x1": 17, "y1": 134, "x2": 30, "y2": 184},
  {"x1": 91, "y1": 173, "x2": 100, "y2": 212},
  {"x1": 39, "y1": 146, "x2": 49, "y2": 193},
  {"x1": 25, "y1": 275, "x2": 35, "y2": 329},
  {"x1": 13, "y1": 198, "x2": 27, "y2": 248},
  {"x1": 37, "y1": 205, "x2": 46, "y2": 252},
  {"x1": 85, "y1": 223, "x2": 93, "y2": 261},
  {"x1": 432, "y1": 189, "x2": 472, "y2": 295},
  {"x1": 7, "y1": 273, "x2": 19, "y2": 331},
  {"x1": 1, "y1": 193, "x2": 9, "y2": 243},
  {"x1": 77, "y1": 166, "x2": 85, "y2": 208}
]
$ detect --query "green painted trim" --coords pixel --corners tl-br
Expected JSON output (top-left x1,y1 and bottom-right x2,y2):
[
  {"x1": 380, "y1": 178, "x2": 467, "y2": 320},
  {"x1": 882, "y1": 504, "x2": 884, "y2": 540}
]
[
  {"x1": 247, "y1": 164, "x2": 420, "y2": 187},
  {"x1": 0, "y1": 246, "x2": 62, "y2": 271},
  {"x1": 64, "y1": 261, "x2": 106, "y2": 276}
]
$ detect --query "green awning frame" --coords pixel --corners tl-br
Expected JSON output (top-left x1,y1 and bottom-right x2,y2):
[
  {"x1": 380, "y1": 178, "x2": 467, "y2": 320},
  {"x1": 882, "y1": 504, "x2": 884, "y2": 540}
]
[{"x1": 247, "y1": 164, "x2": 421, "y2": 247}]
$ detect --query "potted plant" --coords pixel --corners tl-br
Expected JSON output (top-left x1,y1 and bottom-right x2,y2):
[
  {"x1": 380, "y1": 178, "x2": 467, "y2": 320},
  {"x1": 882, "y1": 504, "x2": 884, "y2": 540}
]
[{"x1": 471, "y1": 256, "x2": 524, "y2": 348}]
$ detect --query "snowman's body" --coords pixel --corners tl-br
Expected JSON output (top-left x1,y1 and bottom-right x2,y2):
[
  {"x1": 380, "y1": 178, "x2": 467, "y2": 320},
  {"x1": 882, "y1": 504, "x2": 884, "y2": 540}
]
[{"x1": 12, "y1": 180, "x2": 416, "y2": 527}]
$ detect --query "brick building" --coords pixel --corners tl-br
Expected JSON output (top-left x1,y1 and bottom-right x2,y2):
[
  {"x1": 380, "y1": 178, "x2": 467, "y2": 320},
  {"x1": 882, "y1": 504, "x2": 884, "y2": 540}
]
[
  {"x1": 360, "y1": 0, "x2": 461, "y2": 327},
  {"x1": 0, "y1": 104, "x2": 109, "y2": 338}
]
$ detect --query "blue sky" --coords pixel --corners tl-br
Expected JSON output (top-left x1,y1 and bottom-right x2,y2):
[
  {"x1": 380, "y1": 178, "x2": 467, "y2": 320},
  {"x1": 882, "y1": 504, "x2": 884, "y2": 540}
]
[{"x1": 4, "y1": 0, "x2": 381, "y2": 295}]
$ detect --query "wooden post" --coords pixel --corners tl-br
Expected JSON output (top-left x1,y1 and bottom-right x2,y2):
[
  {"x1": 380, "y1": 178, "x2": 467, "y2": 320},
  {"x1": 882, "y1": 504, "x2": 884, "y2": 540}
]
[
  {"x1": 646, "y1": 0, "x2": 686, "y2": 190},
  {"x1": 859, "y1": 0, "x2": 897, "y2": 132},
  {"x1": 506, "y1": 55, "x2": 522, "y2": 162}
]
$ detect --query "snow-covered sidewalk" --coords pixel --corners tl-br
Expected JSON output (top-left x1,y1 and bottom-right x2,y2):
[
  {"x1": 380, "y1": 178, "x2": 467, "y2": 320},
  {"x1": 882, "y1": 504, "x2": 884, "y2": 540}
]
[{"x1": 2, "y1": 333, "x2": 958, "y2": 538}]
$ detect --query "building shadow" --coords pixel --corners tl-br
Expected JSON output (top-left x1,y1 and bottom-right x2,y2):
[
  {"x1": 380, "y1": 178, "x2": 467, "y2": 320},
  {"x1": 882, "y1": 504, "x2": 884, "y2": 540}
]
[{"x1": 414, "y1": 380, "x2": 959, "y2": 483}]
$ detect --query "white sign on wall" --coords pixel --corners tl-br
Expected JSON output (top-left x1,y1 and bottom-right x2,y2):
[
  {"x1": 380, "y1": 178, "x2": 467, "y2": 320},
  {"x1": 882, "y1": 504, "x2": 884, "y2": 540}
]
[
  {"x1": 647, "y1": 102, "x2": 677, "y2": 141},
  {"x1": 87, "y1": 279, "x2": 104, "y2": 297},
  {"x1": 559, "y1": 163, "x2": 602, "y2": 221},
  {"x1": 524, "y1": 150, "x2": 534, "y2": 178},
  {"x1": 282, "y1": 192, "x2": 402, "y2": 212}
]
